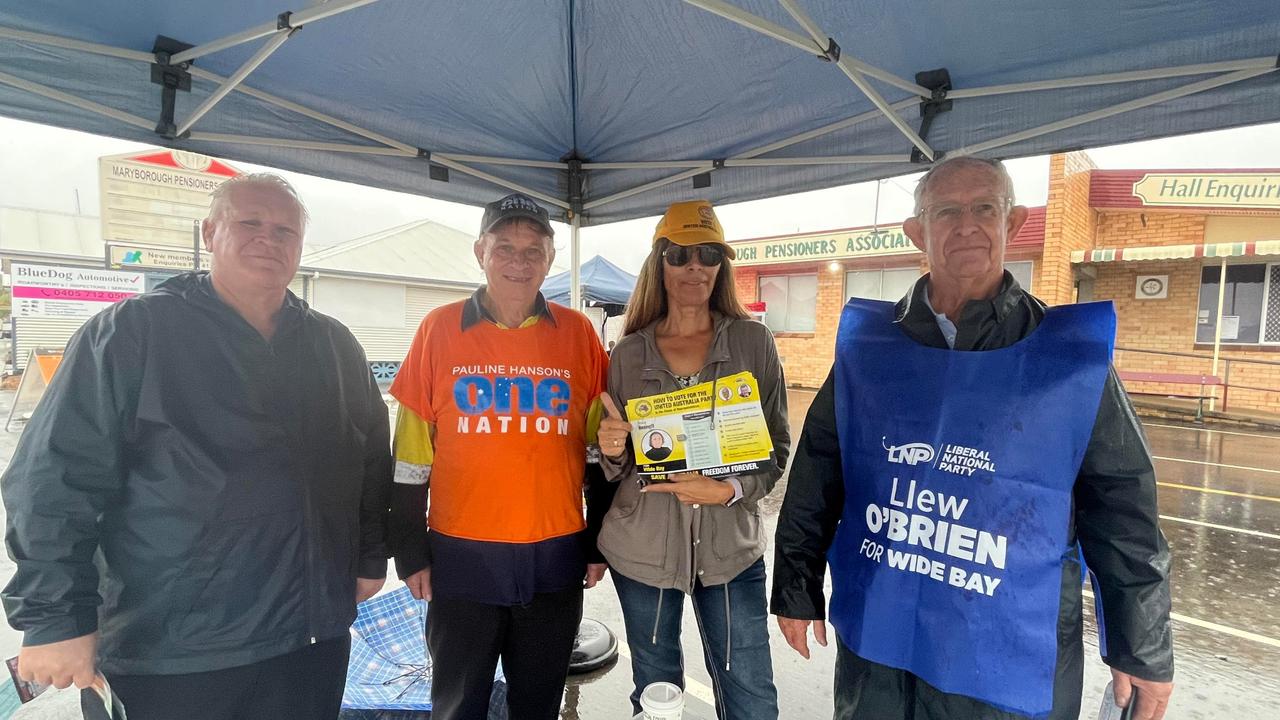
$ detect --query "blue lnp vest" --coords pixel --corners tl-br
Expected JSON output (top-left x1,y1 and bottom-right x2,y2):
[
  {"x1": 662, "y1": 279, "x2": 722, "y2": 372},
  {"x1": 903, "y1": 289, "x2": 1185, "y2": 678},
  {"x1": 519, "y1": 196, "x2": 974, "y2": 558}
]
[{"x1": 829, "y1": 298, "x2": 1115, "y2": 717}]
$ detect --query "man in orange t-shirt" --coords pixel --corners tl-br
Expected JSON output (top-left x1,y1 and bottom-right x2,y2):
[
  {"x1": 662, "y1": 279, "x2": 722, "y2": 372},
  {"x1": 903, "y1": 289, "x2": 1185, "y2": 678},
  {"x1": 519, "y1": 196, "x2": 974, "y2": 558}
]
[{"x1": 389, "y1": 193, "x2": 608, "y2": 720}]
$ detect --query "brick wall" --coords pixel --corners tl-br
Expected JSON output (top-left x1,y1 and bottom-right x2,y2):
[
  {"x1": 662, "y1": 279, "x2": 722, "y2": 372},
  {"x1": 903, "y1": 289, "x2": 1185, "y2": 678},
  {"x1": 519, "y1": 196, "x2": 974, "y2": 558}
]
[
  {"x1": 1040, "y1": 152, "x2": 1097, "y2": 305},
  {"x1": 734, "y1": 266, "x2": 758, "y2": 303},
  {"x1": 1095, "y1": 211, "x2": 1206, "y2": 249}
]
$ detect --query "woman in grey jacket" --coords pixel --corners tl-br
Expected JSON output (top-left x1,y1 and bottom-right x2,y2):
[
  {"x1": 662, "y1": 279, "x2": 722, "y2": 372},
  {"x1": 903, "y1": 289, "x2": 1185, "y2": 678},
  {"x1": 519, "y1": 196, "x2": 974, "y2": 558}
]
[{"x1": 597, "y1": 200, "x2": 790, "y2": 720}]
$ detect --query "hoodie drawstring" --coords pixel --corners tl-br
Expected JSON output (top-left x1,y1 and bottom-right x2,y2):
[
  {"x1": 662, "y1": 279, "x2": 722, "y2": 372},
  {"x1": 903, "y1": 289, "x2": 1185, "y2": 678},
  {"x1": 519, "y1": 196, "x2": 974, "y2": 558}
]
[
  {"x1": 651, "y1": 587, "x2": 664, "y2": 644},
  {"x1": 723, "y1": 584, "x2": 732, "y2": 672}
]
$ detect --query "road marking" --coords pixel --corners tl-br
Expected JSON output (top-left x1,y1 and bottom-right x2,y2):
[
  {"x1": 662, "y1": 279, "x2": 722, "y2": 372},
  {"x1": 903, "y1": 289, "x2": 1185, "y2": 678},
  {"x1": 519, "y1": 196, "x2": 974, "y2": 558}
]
[
  {"x1": 1154, "y1": 455, "x2": 1280, "y2": 475},
  {"x1": 616, "y1": 639, "x2": 717, "y2": 707},
  {"x1": 1157, "y1": 482, "x2": 1280, "y2": 503},
  {"x1": 1083, "y1": 589, "x2": 1280, "y2": 650},
  {"x1": 1144, "y1": 422, "x2": 1280, "y2": 441},
  {"x1": 1159, "y1": 514, "x2": 1280, "y2": 541}
]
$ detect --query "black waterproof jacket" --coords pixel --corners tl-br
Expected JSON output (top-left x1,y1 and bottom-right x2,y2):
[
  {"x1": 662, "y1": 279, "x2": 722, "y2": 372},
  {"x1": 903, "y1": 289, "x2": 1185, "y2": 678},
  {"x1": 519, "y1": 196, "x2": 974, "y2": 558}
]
[
  {"x1": 771, "y1": 273, "x2": 1173, "y2": 720},
  {"x1": 2, "y1": 272, "x2": 392, "y2": 675}
]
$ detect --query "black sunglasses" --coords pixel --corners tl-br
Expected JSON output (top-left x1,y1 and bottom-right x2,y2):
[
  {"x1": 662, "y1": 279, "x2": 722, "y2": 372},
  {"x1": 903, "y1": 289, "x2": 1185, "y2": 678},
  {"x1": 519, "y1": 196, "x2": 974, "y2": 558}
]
[{"x1": 662, "y1": 243, "x2": 725, "y2": 267}]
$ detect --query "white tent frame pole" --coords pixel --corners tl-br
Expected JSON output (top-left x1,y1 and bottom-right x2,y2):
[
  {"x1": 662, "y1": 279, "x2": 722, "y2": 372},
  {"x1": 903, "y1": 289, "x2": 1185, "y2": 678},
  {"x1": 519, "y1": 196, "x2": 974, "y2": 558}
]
[
  {"x1": 583, "y1": 166, "x2": 713, "y2": 211},
  {"x1": 188, "y1": 132, "x2": 415, "y2": 155},
  {"x1": 678, "y1": 0, "x2": 816, "y2": 53},
  {"x1": 679, "y1": 0, "x2": 928, "y2": 97},
  {"x1": 582, "y1": 161, "x2": 711, "y2": 170},
  {"x1": 957, "y1": 66, "x2": 1276, "y2": 156},
  {"x1": 176, "y1": 29, "x2": 295, "y2": 137},
  {"x1": 743, "y1": 98, "x2": 918, "y2": 157},
  {"x1": 569, "y1": 214, "x2": 582, "y2": 310},
  {"x1": 436, "y1": 153, "x2": 568, "y2": 169},
  {"x1": 582, "y1": 154, "x2": 910, "y2": 169},
  {"x1": 776, "y1": 0, "x2": 934, "y2": 161},
  {"x1": 727, "y1": 154, "x2": 909, "y2": 166},
  {"x1": 170, "y1": 0, "x2": 381, "y2": 65},
  {"x1": 0, "y1": 26, "x2": 153, "y2": 62},
  {"x1": 430, "y1": 156, "x2": 571, "y2": 210},
  {"x1": 583, "y1": 99, "x2": 919, "y2": 211},
  {"x1": 188, "y1": 67, "x2": 417, "y2": 153},
  {"x1": 0, "y1": 26, "x2": 578, "y2": 184},
  {"x1": 950, "y1": 56, "x2": 1279, "y2": 99},
  {"x1": 0, "y1": 24, "x2": 418, "y2": 154},
  {"x1": 0, "y1": 70, "x2": 153, "y2": 130},
  {"x1": 1210, "y1": 260, "x2": 1228, "y2": 412}
]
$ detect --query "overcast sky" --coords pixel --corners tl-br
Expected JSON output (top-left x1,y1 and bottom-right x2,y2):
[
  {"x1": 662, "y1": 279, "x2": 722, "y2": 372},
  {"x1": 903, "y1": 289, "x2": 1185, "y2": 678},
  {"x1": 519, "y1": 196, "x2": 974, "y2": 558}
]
[{"x1": 3, "y1": 116, "x2": 1279, "y2": 274}]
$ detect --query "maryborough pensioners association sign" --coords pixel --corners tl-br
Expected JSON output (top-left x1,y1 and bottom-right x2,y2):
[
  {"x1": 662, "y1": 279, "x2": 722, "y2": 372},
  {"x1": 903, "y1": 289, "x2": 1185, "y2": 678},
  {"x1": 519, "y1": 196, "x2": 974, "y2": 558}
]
[{"x1": 731, "y1": 225, "x2": 916, "y2": 267}]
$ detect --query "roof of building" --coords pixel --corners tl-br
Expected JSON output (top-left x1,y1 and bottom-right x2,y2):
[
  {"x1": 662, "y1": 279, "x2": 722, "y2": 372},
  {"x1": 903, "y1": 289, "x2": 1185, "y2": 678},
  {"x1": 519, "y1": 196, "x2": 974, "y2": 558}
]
[
  {"x1": 302, "y1": 217, "x2": 574, "y2": 285},
  {"x1": 0, "y1": 207, "x2": 103, "y2": 261},
  {"x1": 1010, "y1": 206, "x2": 1046, "y2": 248},
  {"x1": 301, "y1": 219, "x2": 485, "y2": 284}
]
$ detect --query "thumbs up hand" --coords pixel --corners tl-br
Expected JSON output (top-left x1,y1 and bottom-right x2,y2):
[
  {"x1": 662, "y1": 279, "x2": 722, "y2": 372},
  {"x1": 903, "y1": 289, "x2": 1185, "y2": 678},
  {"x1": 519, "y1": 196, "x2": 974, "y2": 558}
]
[{"x1": 598, "y1": 392, "x2": 632, "y2": 458}]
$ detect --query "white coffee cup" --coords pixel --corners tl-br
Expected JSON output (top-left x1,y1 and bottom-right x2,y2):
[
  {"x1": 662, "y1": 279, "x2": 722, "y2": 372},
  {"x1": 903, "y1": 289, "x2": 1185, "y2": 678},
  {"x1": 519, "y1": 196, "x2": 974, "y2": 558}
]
[{"x1": 639, "y1": 681, "x2": 684, "y2": 720}]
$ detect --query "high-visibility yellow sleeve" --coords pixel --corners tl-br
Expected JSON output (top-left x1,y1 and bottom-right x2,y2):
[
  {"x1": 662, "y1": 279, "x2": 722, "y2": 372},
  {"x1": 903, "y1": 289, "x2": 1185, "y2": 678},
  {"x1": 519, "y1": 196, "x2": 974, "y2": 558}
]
[{"x1": 393, "y1": 403, "x2": 435, "y2": 484}]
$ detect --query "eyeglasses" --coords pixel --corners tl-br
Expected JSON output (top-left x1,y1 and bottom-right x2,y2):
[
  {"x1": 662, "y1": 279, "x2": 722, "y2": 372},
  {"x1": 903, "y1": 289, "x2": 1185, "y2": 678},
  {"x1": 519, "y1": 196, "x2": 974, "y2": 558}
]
[
  {"x1": 490, "y1": 244, "x2": 548, "y2": 265},
  {"x1": 918, "y1": 197, "x2": 1011, "y2": 225},
  {"x1": 662, "y1": 243, "x2": 725, "y2": 267}
]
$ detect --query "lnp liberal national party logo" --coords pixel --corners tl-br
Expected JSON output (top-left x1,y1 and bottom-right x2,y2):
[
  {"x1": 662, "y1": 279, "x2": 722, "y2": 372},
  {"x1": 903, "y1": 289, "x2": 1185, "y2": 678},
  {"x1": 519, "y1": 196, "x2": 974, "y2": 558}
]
[
  {"x1": 884, "y1": 437, "x2": 997, "y2": 477},
  {"x1": 883, "y1": 438, "x2": 936, "y2": 466}
]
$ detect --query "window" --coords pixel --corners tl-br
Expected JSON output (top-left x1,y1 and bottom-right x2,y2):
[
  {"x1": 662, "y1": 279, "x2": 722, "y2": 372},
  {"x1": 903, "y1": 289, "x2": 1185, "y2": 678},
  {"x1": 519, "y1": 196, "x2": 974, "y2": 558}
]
[
  {"x1": 1196, "y1": 263, "x2": 1273, "y2": 344},
  {"x1": 845, "y1": 267, "x2": 920, "y2": 302},
  {"x1": 758, "y1": 274, "x2": 817, "y2": 332},
  {"x1": 1007, "y1": 261, "x2": 1034, "y2": 292}
]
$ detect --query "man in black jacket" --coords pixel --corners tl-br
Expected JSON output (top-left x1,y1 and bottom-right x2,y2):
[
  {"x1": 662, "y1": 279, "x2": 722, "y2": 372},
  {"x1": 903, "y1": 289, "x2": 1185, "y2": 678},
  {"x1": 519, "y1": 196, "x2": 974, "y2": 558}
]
[
  {"x1": 2, "y1": 174, "x2": 393, "y2": 720},
  {"x1": 772, "y1": 156, "x2": 1174, "y2": 720}
]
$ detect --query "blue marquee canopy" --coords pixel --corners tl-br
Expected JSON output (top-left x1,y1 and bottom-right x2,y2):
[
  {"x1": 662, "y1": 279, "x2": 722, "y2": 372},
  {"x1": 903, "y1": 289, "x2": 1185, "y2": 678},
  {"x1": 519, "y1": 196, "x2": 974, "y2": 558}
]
[
  {"x1": 1, "y1": 1, "x2": 1276, "y2": 228},
  {"x1": 542, "y1": 254, "x2": 638, "y2": 308}
]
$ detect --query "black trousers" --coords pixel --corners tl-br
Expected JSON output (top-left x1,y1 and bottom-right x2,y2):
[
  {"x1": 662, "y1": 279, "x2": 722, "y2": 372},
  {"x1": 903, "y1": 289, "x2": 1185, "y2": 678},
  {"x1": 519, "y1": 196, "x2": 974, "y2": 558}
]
[
  {"x1": 833, "y1": 634, "x2": 1054, "y2": 720},
  {"x1": 108, "y1": 635, "x2": 350, "y2": 720},
  {"x1": 427, "y1": 585, "x2": 583, "y2": 720}
]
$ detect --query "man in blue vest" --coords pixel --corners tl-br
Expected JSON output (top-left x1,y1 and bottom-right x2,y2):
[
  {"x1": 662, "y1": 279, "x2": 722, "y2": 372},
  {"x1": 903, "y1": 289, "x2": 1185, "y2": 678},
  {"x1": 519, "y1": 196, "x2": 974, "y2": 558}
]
[{"x1": 771, "y1": 156, "x2": 1174, "y2": 720}]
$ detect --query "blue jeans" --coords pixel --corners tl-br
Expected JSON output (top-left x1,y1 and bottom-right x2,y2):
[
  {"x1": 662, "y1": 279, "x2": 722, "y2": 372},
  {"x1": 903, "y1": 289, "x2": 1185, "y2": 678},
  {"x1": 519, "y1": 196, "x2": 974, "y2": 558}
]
[{"x1": 612, "y1": 558, "x2": 778, "y2": 720}]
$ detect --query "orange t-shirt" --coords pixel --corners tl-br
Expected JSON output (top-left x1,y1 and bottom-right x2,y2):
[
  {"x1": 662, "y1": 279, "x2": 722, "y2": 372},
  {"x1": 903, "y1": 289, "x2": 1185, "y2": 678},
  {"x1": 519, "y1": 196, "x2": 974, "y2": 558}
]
[{"x1": 390, "y1": 300, "x2": 608, "y2": 543}]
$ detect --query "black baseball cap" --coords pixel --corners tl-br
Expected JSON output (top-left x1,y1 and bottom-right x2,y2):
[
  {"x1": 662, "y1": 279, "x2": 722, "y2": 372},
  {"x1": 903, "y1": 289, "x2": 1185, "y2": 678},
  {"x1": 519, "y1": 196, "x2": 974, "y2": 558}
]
[{"x1": 480, "y1": 193, "x2": 555, "y2": 238}]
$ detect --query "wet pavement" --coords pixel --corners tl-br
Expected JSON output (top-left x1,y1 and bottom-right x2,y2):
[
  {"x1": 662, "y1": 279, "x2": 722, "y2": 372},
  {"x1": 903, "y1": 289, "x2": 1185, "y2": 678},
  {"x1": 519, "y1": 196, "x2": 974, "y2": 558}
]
[{"x1": 0, "y1": 390, "x2": 1277, "y2": 718}]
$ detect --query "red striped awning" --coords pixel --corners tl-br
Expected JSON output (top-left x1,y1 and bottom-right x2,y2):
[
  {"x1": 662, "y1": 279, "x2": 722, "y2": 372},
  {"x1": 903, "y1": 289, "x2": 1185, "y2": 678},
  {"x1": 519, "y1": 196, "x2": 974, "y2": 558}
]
[{"x1": 1071, "y1": 240, "x2": 1280, "y2": 263}]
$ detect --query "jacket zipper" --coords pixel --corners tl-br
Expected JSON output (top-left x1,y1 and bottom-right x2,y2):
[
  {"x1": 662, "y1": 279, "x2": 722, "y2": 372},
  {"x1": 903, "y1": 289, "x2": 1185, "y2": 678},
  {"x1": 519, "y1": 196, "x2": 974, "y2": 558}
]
[{"x1": 266, "y1": 335, "x2": 318, "y2": 645}]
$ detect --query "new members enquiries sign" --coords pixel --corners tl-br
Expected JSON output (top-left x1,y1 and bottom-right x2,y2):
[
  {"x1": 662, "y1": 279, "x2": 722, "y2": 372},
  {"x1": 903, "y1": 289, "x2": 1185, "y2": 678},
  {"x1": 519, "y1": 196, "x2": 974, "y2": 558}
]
[{"x1": 10, "y1": 264, "x2": 144, "y2": 319}]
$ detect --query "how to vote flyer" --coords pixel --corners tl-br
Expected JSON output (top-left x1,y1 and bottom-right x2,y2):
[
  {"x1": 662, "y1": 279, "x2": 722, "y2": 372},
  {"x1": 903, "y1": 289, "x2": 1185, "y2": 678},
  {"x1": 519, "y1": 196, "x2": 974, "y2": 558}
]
[{"x1": 625, "y1": 371, "x2": 774, "y2": 477}]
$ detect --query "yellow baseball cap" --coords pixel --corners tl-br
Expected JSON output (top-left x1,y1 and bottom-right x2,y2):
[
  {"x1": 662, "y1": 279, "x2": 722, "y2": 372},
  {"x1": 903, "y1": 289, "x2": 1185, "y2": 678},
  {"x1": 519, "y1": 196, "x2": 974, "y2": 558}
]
[{"x1": 652, "y1": 200, "x2": 736, "y2": 259}]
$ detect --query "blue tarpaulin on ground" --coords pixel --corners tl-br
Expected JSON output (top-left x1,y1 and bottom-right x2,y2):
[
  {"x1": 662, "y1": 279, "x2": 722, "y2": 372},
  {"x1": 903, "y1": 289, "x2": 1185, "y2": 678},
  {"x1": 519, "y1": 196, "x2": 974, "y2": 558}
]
[
  {"x1": 0, "y1": 2, "x2": 1277, "y2": 226},
  {"x1": 342, "y1": 587, "x2": 506, "y2": 715},
  {"x1": 343, "y1": 587, "x2": 433, "y2": 712}
]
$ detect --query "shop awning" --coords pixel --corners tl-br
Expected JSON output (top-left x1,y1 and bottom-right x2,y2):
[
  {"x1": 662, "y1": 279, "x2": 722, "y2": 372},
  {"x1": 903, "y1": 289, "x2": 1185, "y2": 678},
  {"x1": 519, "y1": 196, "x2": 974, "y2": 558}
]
[{"x1": 1071, "y1": 240, "x2": 1280, "y2": 263}]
